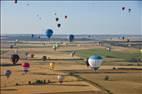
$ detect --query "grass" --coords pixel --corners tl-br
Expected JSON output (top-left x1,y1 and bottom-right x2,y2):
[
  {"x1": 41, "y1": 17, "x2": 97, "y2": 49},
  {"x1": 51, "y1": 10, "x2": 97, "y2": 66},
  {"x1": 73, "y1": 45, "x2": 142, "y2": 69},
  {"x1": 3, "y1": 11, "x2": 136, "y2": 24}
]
[{"x1": 77, "y1": 48, "x2": 142, "y2": 61}]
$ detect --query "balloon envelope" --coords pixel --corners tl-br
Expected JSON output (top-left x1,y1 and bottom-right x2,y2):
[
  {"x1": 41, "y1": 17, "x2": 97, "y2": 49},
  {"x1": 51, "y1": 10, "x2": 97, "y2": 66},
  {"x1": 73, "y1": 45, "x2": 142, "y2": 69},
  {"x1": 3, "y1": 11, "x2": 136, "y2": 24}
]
[
  {"x1": 65, "y1": 16, "x2": 67, "y2": 19},
  {"x1": 14, "y1": 0, "x2": 17, "y2": 4},
  {"x1": 4, "y1": 70, "x2": 12, "y2": 78},
  {"x1": 22, "y1": 62, "x2": 30, "y2": 73},
  {"x1": 11, "y1": 54, "x2": 20, "y2": 64},
  {"x1": 88, "y1": 55, "x2": 103, "y2": 70},
  {"x1": 122, "y1": 7, "x2": 125, "y2": 11},
  {"x1": 69, "y1": 34, "x2": 74, "y2": 42},
  {"x1": 22, "y1": 62, "x2": 30, "y2": 68},
  {"x1": 46, "y1": 29, "x2": 54, "y2": 39},
  {"x1": 56, "y1": 18, "x2": 59, "y2": 21},
  {"x1": 128, "y1": 8, "x2": 131, "y2": 13},
  {"x1": 57, "y1": 23, "x2": 61, "y2": 28}
]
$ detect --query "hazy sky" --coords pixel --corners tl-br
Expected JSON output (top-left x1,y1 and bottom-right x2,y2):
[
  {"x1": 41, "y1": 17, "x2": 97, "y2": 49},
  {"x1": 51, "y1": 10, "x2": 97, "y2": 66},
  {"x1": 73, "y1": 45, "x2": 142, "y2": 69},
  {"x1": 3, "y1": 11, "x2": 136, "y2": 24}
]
[{"x1": 1, "y1": 1, "x2": 142, "y2": 35}]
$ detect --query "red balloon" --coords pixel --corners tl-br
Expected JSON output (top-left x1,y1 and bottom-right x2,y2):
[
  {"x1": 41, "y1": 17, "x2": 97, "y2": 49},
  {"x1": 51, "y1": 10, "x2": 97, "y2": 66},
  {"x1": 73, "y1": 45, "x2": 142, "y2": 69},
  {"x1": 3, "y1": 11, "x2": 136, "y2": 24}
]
[{"x1": 22, "y1": 62, "x2": 30, "y2": 68}]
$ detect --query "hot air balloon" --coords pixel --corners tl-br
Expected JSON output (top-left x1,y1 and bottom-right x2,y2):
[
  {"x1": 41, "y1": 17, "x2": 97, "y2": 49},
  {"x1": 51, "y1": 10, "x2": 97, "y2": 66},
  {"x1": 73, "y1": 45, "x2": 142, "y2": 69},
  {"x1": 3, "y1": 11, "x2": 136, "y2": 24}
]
[
  {"x1": 14, "y1": 0, "x2": 17, "y2": 4},
  {"x1": 65, "y1": 15, "x2": 67, "y2": 19},
  {"x1": 57, "y1": 75, "x2": 64, "y2": 84},
  {"x1": 32, "y1": 34, "x2": 34, "y2": 38},
  {"x1": 56, "y1": 18, "x2": 59, "y2": 21},
  {"x1": 71, "y1": 51, "x2": 76, "y2": 57},
  {"x1": 11, "y1": 54, "x2": 20, "y2": 64},
  {"x1": 122, "y1": 7, "x2": 125, "y2": 11},
  {"x1": 55, "y1": 43, "x2": 59, "y2": 48},
  {"x1": 88, "y1": 55, "x2": 103, "y2": 71},
  {"x1": 46, "y1": 29, "x2": 54, "y2": 39},
  {"x1": 15, "y1": 39, "x2": 19, "y2": 43},
  {"x1": 69, "y1": 34, "x2": 74, "y2": 42},
  {"x1": 53, "y1": 44, "x2": 57, "y2": 51},
  {"x1": 49, "y1": 62, "x2": 55, "y2": 70},
  {"x1": 128, "y1": 8, "x2": 131, "y2": 13},
  {"x1": 25, "y1": 52, "x2": 29, "y2": 59},
  {"x1": 21, "y1": 62, "x2": 30, "y2": 73},
  {"x1": 140, "y1": 49, "x2": 142, "y2": 54},
  {"x1": 57, "y1": 23, "x2": 61, "y2": 28},
  {"x1": 4, "y1": 70, "x2": 12, "y2": 78}
]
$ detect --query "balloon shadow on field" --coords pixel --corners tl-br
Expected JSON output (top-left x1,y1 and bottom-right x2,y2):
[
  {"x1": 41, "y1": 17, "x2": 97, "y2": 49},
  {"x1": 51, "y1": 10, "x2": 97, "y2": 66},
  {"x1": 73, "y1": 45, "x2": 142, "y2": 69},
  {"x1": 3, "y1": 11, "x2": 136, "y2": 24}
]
[
  {"x1": 31, "y1": 72, "x2": 58, "y2": 76},
  {"x1": 1, "y1": 89, "x2": 17, "y2": 91},
  {"x1": 48, "y1": 83, "x2": 88, "y2": 87},
  {"x1": 34, "y1": 90, "x2": 102, "y2": 94},
  {"x1": 0, "y1": 64, "x2": 21, "y2": 67}
]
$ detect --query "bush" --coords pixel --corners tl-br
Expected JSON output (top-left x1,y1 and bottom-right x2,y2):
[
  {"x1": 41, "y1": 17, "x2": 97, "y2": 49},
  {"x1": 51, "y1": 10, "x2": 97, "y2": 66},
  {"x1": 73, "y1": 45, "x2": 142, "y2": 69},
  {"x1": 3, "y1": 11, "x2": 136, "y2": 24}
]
[
  {"x1": 104, "y1": 75, "x2": 110, "y2": 81},
  {"x1": 42, "y1": 56, "x2": 47, "y2": 61}
]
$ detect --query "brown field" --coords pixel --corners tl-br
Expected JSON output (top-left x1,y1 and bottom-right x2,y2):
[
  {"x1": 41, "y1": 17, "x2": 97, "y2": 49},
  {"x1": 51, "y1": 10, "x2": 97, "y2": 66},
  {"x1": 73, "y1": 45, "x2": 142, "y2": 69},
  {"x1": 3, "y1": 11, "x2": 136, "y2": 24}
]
[{"x1": 1, "y1": 41, "x2": 142, "y2": 94}]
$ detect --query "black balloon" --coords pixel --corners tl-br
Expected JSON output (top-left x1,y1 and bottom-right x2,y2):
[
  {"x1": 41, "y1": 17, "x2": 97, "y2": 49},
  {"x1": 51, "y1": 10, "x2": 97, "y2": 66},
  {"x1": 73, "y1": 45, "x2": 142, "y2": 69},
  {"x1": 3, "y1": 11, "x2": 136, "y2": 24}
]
[
  {"x1": 122, "y1": 7, "x2": 125, "y2": 11},
  {"x1": 56, "y1": 18, "x2": 59, "y2": 21},
  {"x1": 128, "y1": 8, "x2": 131, "y2": 13},
  {"x1": 57, "y1": 23, "x2": 61, "y2": 28},
  {"x1": 11, "y1": 54, "x2": 20, "y2": 64},
  {"x1": 65, "y1": 16, "x2": 67, "y2": 19}
]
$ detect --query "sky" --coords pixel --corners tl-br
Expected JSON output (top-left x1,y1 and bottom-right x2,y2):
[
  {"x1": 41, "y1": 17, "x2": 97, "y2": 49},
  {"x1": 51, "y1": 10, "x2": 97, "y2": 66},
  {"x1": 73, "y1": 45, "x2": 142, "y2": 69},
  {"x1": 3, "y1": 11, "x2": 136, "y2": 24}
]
[{"x1": 1, "y1": 1, "x2": 142, "y2": 35}]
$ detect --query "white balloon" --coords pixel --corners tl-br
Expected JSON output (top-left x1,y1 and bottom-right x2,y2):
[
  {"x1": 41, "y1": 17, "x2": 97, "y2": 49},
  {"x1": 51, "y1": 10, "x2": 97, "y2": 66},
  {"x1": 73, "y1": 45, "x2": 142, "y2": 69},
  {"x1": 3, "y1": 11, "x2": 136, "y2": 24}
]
[{"x1": 88, "y1": 55, "x2": 103, "y2": 70}]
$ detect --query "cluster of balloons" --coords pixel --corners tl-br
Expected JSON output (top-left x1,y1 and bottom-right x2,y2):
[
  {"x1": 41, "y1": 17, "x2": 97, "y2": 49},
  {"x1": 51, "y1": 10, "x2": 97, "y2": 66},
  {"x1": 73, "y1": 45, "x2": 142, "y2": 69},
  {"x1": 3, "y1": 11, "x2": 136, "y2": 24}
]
[
  {"x1": 55, "y1": 13, "x2": 68, "y2": 28},
  {"x1": 86, "y1": 55, "x2": 103, "y2": 71},
  {"x1": 122, "y1": 7, "x2": 132, "y2": 13}
]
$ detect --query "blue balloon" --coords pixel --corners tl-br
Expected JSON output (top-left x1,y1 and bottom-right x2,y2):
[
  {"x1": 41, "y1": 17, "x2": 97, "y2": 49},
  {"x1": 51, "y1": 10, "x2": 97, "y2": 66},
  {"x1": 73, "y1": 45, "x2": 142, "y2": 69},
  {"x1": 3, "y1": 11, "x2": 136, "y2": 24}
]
[
  {"x1": 46, "y1": 29, "x2": 54, "y2": 39},
  {"x1": 69, "y1": 34, "x2": 74, "y2": 42}
]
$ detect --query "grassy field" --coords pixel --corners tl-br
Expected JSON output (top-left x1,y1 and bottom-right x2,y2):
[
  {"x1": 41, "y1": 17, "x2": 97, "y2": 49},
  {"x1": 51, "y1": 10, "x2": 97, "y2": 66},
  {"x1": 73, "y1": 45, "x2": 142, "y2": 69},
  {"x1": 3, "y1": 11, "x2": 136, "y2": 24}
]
[{"x1": 77, "y1": 48, "x2": 141, "y2": 62}]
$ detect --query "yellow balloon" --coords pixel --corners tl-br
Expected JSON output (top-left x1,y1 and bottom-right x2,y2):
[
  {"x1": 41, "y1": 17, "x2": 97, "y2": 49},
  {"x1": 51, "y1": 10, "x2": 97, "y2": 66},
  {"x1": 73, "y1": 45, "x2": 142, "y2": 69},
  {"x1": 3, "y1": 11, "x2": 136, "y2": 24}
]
[{"x1": 140, "y1": 49, "x2": 142, "y2": 54}]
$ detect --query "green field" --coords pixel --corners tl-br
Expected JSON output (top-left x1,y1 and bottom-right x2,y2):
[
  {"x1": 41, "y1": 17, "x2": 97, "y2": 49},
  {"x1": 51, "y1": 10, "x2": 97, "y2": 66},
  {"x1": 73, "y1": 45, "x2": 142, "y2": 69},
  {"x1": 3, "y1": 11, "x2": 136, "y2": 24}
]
[{"x1": 77, "y1": 48, "x2": 142, "y2": 62}]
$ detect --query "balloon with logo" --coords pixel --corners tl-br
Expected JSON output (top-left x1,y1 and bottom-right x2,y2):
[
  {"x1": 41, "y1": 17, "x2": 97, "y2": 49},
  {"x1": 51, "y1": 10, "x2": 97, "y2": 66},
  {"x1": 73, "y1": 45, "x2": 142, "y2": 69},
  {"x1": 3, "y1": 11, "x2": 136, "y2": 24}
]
[
  {"x1": 46, "y1": 29, "x2": 54, "y2": 39},
  {"x1": 4, "y1": 70, "x2": 12, "y2": 78},
  {"x1": 11, "y1": 54, "x2": 20, "y2": 64},
  {"x1": 21, "y1": 62, "x2": 30, "y2": 74},
  {"x1": 88, "y1": 55, "x2": 103, "y2": 71}
]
